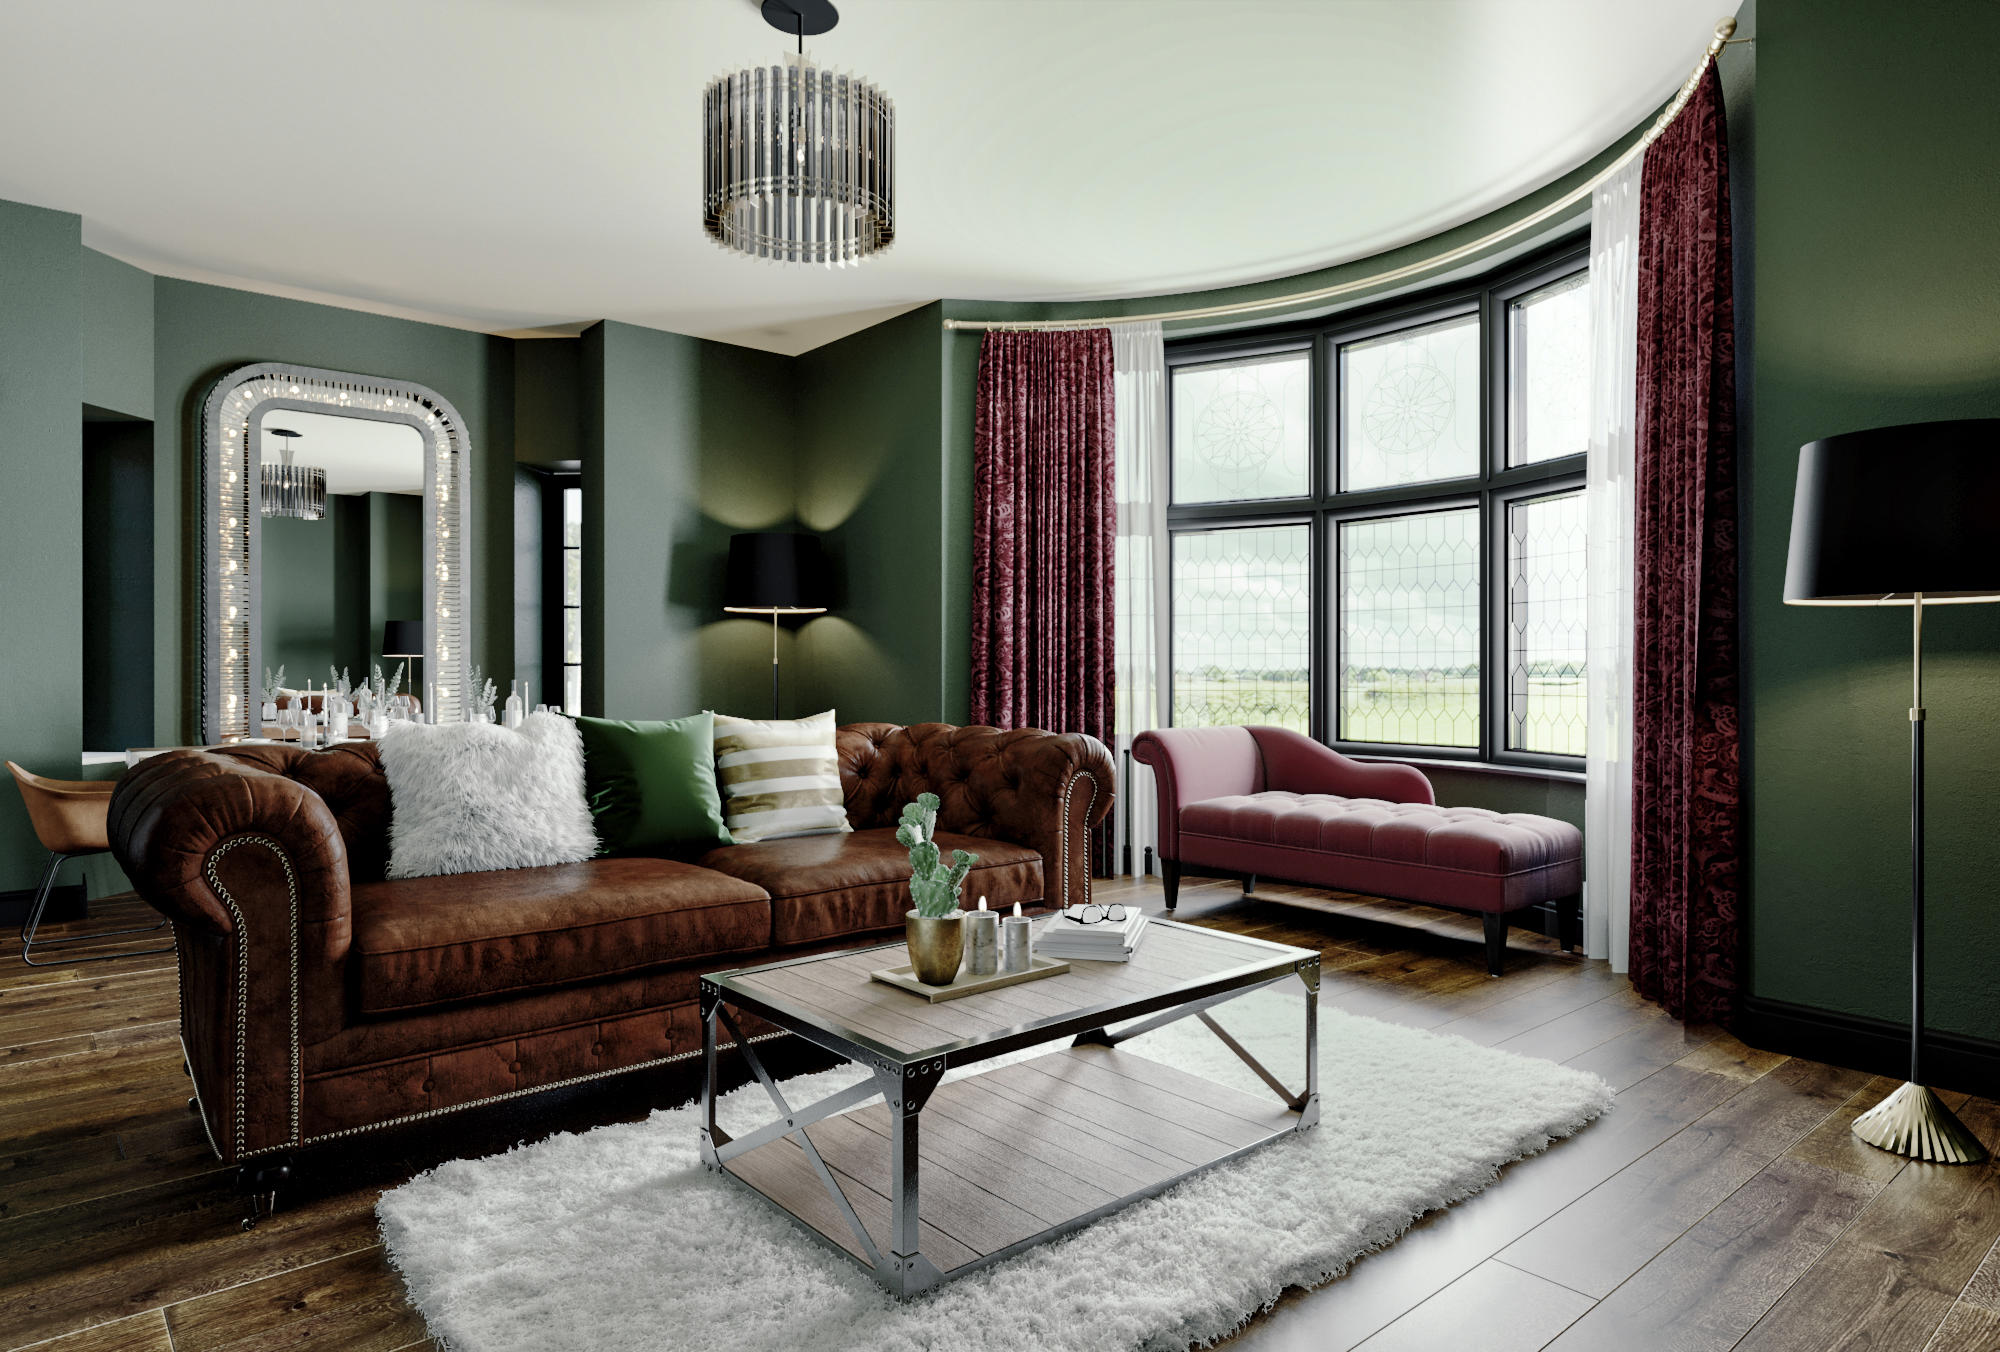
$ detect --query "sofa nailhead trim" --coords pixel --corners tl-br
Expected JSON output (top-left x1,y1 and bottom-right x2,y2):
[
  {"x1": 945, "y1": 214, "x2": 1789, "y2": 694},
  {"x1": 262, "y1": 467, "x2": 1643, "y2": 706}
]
[
  {"x1": 202, "y1": 835, "x2": 301, "y2": 1157},
  {"x1": 1059, "y1": 771, "x2": 1100, "y2": 907}
]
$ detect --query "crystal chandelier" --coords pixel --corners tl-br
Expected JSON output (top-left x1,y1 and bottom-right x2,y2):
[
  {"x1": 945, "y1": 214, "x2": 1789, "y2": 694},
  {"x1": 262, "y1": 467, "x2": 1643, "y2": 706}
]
[
  {"x1": 261, "y1": 427, "x2": 326, "y2": 521},
  {"x1": 702, "y1": 0, "x2": 894, "y2": 267}
]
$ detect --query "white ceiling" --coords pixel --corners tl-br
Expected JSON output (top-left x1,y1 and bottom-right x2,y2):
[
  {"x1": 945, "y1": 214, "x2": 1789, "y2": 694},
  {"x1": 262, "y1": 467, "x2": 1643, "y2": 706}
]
[
  {"x1": 0, "y1": 0, "x2": 1733, "y2": 356},
  {"x1": 259, "y1": 410, "x2": 425, "y2": 497}
]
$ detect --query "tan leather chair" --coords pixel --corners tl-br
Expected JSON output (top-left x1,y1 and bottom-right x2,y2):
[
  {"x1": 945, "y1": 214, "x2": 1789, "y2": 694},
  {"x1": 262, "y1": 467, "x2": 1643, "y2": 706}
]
[{"x1": 6, "y1": 762, "x2": 169, "y2": 965}]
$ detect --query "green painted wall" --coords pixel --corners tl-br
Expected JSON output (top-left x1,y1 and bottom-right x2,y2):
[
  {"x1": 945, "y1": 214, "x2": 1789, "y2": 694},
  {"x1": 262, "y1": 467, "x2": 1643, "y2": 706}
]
[
  {"x1": 0, "y1": 200, "x2": 81, "y2": 892},
  {"x1": 80, "y1": 248, "x2": 153, "y2": 420},
  {"x1": 150, "y1": 278, "x2": 517, "y2": 742},
  {"x1": 259, "y1": 512, "x2": 339, "y2": 683},
  {"x1": 795, "y1": 303, "x2": 950, "y2": 725},
  {"x1": 1747, "y1": 0, "x2": 2000, "y2": 1039},
  {"x1": 255, "y1": 492, "x2": 417, "y2": 689},
  {"x1": 580, "y1": 321, "x2": 797, "y2": 722}
]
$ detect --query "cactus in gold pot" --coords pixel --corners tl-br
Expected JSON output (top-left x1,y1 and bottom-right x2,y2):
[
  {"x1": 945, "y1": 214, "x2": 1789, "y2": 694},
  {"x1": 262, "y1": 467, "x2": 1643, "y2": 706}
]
[{"x1": 900, "y1": 793, "x2": 978, "y2": 983}]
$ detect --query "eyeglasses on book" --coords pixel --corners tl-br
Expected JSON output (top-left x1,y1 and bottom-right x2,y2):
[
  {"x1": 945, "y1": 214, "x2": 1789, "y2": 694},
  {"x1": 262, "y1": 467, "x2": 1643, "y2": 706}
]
[{"x1": 1061, "y1": 903, "x2": 1129, "y2": 926}]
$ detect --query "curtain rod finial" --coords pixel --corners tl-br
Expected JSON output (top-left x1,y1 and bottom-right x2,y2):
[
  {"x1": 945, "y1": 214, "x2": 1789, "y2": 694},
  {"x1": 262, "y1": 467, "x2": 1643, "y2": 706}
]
[{"x1": 1712, "y1": 16, "x2": 1737, "y2": 46}]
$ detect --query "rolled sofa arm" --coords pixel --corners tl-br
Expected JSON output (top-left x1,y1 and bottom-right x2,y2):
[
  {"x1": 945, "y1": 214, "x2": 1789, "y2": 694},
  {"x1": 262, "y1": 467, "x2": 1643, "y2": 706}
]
[
  {"x1": 837, "y1": 723, "x2": 1116, "y2": 910},
  {"x1": 109, "y1": 749, "x2": 353, "y2": 1162},
  {"x1": 1132, "y1": 726, "x2": 1266, "y2": 862}
]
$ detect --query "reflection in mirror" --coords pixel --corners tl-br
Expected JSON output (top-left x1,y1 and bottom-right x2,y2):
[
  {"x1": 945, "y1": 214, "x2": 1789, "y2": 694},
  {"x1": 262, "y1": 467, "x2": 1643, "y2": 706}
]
[
  {"x1": 201, "y1": 363, "x2": 473, "y2": 742},
  {"x1": 255, "y1": 410, "x2": 424, "y2": 693}
]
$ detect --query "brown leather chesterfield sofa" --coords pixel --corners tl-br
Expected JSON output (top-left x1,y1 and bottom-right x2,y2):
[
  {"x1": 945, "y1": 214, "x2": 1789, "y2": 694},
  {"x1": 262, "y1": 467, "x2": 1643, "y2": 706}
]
[{"x1": 110, "y1": 721, "x2": 1112, "y2": 1218}]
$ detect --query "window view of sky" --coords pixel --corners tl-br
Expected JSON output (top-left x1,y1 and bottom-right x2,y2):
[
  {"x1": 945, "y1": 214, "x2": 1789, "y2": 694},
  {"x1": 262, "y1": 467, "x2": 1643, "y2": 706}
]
[{"x1": 1162, "y1": 262, "x2": 1589, "y2": 755}]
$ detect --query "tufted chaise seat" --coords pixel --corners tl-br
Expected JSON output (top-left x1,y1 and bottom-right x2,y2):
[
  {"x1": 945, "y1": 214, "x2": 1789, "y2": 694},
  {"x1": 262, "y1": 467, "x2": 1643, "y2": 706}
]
[{"x1": 1134, "y1": 725, "x2": 1581, "y2": 976}]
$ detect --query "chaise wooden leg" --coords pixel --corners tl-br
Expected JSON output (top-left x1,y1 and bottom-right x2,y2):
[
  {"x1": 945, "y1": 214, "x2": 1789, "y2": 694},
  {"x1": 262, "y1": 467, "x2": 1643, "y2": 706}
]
[
  {"x1": 1161, "y1": 860, "x2": 1180, "y2": 912},
  {"x1": 1482, "y1": 912, "x2": 1507, "y2": 978},
  {"x1": 1559, "y1": 891, "x2": 1582, "y2": 953},
  {"x1": 1242, "y1": 874, "x2": 1257, "y2": 895}
]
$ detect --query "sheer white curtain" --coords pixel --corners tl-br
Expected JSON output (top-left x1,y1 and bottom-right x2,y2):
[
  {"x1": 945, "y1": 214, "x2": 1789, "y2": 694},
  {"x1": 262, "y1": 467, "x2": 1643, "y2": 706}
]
[
  {"x1": 1111, "y1": 321, "x2": 1169, "y2": 876},
  {"x1": 1584, "y1": 154, "x2": 1643, "y2": 970}
]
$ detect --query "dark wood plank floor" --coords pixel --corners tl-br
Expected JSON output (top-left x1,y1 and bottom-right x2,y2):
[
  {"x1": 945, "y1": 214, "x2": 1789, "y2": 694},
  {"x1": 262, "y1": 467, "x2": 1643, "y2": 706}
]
[{"x1": 1, "y1": 877, "x2": 1995, "y2": 1351}]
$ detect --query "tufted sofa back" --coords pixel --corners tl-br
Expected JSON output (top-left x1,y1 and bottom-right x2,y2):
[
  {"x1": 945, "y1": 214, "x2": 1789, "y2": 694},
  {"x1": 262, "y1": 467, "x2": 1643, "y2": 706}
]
[
  {"x1": 837, "y1": 722, "x2": 1061, "y2": 834},
  {"x1": 142, "y1": 721, "x2": 1110, "y2": 884}
]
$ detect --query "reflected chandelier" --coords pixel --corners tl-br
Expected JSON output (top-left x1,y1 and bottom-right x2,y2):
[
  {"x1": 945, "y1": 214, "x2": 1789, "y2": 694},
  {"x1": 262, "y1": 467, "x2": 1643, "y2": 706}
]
[
  {"x1": 260, "y1": 427, "x2": 326, "y2": 522},
  {"x1": 702, "y1": 0, "x2": 894, "y2": 267}
]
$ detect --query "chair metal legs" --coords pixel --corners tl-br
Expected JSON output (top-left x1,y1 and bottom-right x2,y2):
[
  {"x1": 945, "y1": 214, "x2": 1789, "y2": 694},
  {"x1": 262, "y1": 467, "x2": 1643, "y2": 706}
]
[{"x1": 19, "y1": 851, "x2": 171, "y2": 966}]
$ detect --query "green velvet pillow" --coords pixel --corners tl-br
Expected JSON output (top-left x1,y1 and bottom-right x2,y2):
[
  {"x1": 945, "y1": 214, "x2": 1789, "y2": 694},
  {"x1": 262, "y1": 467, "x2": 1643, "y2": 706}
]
[{"x1": 574, "y1": 712, "x2": 733, "y2": 855}]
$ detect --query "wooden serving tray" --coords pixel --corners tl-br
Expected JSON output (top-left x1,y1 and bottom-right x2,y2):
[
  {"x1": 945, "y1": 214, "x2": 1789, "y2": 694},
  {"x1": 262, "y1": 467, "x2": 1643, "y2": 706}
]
[{"x1": 869, "y1": 954, "x2": 1071, "y2": 1002}]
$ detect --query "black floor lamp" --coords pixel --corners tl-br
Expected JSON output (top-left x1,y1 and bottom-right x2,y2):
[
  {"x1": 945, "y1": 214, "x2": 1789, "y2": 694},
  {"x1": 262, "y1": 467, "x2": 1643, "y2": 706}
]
[
  {"x1": 723, "y1": 533, "x2": 829, "y2": 718},
  {"x1": 1784, "y1": 417, "x2": 2000, "y2": 1164}
]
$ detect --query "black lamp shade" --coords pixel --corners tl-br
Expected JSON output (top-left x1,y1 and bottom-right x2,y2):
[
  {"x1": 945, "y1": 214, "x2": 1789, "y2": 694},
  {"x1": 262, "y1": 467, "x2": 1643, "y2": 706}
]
[
  {"x1": 1784, "y1": 419, "x2": 2000, "y2": 606},
  {"x1": 381, "y1": 620, "x2": 424, "y2": 657},
  {"x1": 724, "y1": 532, "x2": 828, "y2": 614}
]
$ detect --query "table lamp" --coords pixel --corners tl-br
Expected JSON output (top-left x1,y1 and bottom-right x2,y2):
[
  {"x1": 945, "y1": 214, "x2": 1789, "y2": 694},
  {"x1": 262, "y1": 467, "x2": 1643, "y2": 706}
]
[
  {"x1": 1783, "y1": 417, "x2": 2000, "y2": 1163},
  {"x1": 723, "y1": 532, "x2": 828, "y2": 717}
]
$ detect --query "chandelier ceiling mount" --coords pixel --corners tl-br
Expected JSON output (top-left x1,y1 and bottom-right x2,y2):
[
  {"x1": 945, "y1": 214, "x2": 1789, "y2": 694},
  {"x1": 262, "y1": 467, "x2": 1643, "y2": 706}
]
[{"x1": 260, "y1": 427, "x2": 327, "y2": 522}]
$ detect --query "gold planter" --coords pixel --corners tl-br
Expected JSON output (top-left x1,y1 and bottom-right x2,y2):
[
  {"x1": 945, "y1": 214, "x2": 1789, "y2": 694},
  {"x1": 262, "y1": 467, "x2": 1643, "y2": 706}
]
[{"x1": 905, "y1": 911, "x2": 965, "y2": 986}]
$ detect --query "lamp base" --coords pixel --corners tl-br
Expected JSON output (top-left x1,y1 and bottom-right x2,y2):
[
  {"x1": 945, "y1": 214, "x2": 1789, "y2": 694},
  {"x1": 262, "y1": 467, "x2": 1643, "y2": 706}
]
[{"x1": 1851, "y1": 1081, "x2": 1987, "y2": 1164}]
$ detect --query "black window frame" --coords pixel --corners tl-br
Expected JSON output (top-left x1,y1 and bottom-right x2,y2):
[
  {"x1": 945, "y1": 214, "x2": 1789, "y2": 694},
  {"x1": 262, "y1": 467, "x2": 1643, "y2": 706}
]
[
  {"x1": 1164, "y1": 237, "x2": 1589, "y2": 770},
  {"x1": 533, "y1": 468, "x2": 583, "y2": 717}
]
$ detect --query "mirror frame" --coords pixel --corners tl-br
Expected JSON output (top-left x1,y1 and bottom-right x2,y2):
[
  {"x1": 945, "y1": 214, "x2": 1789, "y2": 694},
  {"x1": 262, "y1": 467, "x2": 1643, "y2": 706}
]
[{"x1": 199, "y1": 362, "x2": 474, "y2": 743}]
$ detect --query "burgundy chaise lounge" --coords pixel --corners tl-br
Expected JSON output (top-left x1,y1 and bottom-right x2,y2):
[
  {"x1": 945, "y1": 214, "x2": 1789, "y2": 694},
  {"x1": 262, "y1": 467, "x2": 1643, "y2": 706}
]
[{"x1": 1133, "y1": 724, "x2": 1582, "y2": 976}]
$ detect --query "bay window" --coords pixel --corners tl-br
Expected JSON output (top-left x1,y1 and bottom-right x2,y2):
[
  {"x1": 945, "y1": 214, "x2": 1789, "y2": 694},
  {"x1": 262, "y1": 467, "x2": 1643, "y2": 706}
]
[{"x1": 1165, "y1": 241, "x2": 1589, "y2": 767}]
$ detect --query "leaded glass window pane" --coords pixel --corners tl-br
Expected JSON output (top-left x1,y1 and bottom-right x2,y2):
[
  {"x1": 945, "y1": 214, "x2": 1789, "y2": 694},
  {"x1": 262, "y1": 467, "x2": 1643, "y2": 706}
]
[
  {"x1": 1339, "y1": 508, "x2": 1480, "y2": 747},
  {"x1": 1340, "y1": 315, "x2": 1480, "y2": 490},
  {"x1": 1171, "y1": 524, "x2": 1310, "y2": 731},
  {"x1": 1508, "y1": 272, "x2": 1590, "y2": 466},
  {"x1": 1505, "y1": 490, "x2": 1586, "y2": 754},
  {"x1": 1171, "y1": 352, "x2": 1311, "y2": 504}
]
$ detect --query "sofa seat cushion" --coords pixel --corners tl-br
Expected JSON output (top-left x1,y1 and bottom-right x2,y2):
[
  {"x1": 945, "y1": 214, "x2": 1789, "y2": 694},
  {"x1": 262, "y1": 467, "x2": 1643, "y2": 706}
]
[
  {"x1": 349, "y1": 857, "x2": 772, "y2": 1017},
  {"x1": 697, "y1": 828, "x2": 1043, "y2": 947},
  {"x1": 1178, "y1": 792, "x2": 1581, "y2": 913}
]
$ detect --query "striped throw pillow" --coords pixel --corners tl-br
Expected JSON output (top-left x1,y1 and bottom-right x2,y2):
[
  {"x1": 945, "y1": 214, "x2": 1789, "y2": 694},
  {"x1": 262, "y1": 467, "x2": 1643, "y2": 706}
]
[{"x1": 711, "y1": 710, "x2": 852, "y2": 843}]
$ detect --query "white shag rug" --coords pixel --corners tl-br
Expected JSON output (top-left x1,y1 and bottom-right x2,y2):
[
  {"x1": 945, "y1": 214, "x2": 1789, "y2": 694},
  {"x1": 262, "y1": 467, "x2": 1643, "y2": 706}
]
[{"x1": 379, "y1": 989, "x2": 1612, "y2": 1352}]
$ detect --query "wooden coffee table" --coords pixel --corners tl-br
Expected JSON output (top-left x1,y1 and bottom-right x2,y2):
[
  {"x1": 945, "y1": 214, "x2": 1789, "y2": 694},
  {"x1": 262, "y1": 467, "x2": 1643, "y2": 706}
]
[{"x1": 697, "y1": 917, "x2": 1321, "y2": 1296}]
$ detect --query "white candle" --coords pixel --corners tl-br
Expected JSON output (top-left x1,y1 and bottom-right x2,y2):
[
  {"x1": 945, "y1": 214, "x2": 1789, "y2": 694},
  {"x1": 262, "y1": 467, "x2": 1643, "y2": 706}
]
[{"x1": 1002, "y1": 908, "x2": 1032, "y2": 972}]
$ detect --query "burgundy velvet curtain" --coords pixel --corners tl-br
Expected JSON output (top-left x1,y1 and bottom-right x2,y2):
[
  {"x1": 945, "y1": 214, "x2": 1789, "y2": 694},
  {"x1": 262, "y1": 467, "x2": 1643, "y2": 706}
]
[
  {"x1": 1629, "y1": 65, "x2": 1743, "y2": 1024},
  {"x1": 970, "y1": 329, "x2": 1116, "y2": 746}
]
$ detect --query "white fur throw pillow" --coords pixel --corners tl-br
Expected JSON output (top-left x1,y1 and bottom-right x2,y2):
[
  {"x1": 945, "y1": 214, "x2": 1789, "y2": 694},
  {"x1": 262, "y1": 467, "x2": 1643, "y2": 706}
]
[{"x1": 377, "y1": 712, "x2": 598, "y2": 879}]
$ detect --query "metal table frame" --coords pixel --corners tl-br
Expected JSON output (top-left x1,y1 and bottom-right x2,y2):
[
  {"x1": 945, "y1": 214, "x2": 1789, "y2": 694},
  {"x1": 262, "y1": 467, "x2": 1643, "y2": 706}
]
[{"x1": 698, "y1": 921, "x2": 1320, "y2": 1297}]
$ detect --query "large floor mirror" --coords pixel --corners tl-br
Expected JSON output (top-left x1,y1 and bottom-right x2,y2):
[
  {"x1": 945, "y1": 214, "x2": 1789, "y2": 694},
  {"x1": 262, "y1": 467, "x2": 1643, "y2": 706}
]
[{"x1": 200, "y1": 363, "x2": 473, "y2": 743}]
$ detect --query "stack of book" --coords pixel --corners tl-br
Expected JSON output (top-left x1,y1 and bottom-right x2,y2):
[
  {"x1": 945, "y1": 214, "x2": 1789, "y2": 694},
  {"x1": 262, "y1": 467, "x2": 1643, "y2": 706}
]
[{"x1": 1034, "y1": 908, "x2": 1149, "y2": 962}]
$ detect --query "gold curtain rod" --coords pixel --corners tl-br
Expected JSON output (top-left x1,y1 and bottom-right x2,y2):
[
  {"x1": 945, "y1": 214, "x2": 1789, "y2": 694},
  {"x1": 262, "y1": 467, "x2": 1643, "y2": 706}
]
[{"x1": 943, "y1": 17, "x2": 1745, "y2": 335}]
